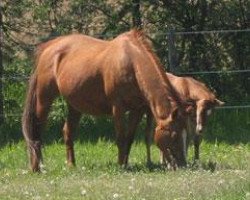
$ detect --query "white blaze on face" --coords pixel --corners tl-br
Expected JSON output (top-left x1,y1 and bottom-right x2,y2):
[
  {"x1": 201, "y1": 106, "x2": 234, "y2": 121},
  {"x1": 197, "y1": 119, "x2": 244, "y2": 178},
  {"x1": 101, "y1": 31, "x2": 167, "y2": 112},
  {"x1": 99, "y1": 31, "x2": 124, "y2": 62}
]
[
  {"x1": 196, "y1": 109, "x2": 203, "y2": 133},
  {"x1": 196, "y1": 123, "x2": 203, "y2": 133},
  {"x1": 182, "y1": 129, "x2": 187, "y2": 160}
]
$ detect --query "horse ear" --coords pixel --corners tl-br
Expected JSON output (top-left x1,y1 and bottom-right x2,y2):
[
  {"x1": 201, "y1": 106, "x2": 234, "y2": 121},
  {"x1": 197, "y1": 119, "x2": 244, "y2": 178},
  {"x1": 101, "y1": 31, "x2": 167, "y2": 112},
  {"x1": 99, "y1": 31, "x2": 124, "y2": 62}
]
[{"x1": 214, "y1": 98, "x2": 225, "y2": 106}]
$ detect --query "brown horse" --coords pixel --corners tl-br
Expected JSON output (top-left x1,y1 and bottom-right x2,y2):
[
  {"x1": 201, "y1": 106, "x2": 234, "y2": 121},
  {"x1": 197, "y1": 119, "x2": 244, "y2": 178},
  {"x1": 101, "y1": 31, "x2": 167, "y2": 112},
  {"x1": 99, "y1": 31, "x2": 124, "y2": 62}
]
[
  {"x1": 22, "y1": 30, "x2": 187, "y2": 172},
  {"x1": 144, "y1": 73, "x2": 224, "y2": 165}
]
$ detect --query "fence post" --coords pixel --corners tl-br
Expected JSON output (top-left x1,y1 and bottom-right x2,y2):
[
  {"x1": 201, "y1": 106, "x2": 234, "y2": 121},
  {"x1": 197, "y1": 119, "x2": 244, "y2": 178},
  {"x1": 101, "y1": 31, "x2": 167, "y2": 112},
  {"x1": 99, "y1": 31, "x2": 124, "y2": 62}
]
[
  {"x1": 132, "y1": 0, "x2": 142, "y2": 29},
  {"x1": 168, "y1": 30, "x2": 177, "y2": 73}
]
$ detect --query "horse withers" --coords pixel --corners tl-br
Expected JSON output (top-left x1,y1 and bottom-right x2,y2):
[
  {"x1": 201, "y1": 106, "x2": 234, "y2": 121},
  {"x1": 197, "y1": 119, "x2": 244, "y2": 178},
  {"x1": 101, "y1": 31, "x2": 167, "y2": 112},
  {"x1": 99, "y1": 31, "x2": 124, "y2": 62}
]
[{"x1": 22, "y1": 30, "x2": 187, "y2": 172}]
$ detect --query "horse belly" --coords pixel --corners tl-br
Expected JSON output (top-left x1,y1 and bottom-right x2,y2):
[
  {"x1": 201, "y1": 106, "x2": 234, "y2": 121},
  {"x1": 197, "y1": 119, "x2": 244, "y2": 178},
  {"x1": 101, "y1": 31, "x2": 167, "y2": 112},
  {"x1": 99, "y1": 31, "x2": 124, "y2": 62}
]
[
  {"x1": 70, "y1": 97, "x2": 111, "y2": 115},
  {"x1": 67, "y1": 91, "x2": 111, "y2": 115},
  {"x1": 58, "y1": 75, "x2": 112, "y2": 115}
]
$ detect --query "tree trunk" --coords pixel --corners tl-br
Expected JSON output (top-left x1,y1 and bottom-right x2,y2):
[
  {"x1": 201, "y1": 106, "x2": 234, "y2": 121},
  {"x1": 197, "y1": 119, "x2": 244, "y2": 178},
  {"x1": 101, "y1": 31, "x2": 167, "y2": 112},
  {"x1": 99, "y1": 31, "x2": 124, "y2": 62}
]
[
  {"x1": 132, "y1": 0, "x2": 142, "y2": 29},
  {"x1": 0, "y1": 6, "x2": 4, "y2": 124}
]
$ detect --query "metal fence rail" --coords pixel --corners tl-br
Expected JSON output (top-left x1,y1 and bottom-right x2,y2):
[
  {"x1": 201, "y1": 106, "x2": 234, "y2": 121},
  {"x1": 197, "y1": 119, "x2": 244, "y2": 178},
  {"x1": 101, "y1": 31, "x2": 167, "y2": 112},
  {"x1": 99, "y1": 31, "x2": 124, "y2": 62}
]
[
  {"x1": 177, "y1": 69, "x2": 250, "y2": 75},
  {"x1": 169, "y1": 28, "x2": 250, "y2": 35}
]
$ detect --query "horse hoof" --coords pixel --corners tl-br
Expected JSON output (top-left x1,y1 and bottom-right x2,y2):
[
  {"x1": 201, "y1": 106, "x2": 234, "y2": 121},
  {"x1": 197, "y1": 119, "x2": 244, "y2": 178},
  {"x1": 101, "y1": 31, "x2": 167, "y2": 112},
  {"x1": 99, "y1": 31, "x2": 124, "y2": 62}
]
[
  {"x1": 31, "y1": 166, "x2": 41, "y2": 173},
  {"x1": 67, "y1": 161, "x2": 76, "y2": 168}
]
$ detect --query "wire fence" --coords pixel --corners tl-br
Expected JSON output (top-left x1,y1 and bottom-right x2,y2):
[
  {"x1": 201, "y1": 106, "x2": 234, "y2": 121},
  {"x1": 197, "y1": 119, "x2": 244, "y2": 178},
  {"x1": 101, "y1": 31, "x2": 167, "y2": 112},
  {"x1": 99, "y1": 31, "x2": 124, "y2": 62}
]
[
  {"x1": 1, "y1": 29, "x2": 250, "y2": 119},
  {"x1": 169, "y1": 28, "x2": 250, "y2": 35},
  {"x1": 165, "y1": 28, "x2": 250, "y2": 111}
]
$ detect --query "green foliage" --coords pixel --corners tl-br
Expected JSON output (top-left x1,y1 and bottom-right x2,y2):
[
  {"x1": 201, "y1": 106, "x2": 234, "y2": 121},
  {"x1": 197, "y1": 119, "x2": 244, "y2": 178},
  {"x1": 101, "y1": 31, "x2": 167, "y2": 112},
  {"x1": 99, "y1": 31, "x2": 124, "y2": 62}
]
[{"x1": 1, "y1": 0, "x2": 249, "y2": 154}]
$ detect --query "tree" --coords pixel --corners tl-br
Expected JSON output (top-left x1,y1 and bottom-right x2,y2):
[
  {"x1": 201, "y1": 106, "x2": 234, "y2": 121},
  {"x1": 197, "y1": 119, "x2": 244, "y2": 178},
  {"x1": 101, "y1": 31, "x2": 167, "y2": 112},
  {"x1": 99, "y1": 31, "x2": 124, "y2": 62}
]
[
  {"x1": 132, "y1": 0, "x2": 142, "y2": 28},
  {"x1": 0, "y1": 5, "x2": 3, "y2": 124}
]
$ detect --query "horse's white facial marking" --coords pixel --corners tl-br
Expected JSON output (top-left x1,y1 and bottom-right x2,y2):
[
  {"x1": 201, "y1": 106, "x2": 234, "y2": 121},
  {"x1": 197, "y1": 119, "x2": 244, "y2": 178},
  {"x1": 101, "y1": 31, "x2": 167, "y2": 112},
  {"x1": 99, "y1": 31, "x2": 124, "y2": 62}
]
[
  {"x1": 207, "y1": 109, "x2": 212, "y2": 116},
  {"x1": 182, "y1": 129, "x2": 187, "y2": 160},
  {"x1": 196, "y1": 123, "x2": 203, "y2": 133},
  {"x1": 196, "y1": 109, "x2": 203, "y2": 133}
]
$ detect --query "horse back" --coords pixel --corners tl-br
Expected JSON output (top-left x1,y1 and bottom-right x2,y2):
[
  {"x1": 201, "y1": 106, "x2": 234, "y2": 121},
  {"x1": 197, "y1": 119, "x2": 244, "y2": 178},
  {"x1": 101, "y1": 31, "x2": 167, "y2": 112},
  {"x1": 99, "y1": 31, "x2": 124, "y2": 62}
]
[{"x1": 166, "y1": 73, "x2": 215, "y2": 101}]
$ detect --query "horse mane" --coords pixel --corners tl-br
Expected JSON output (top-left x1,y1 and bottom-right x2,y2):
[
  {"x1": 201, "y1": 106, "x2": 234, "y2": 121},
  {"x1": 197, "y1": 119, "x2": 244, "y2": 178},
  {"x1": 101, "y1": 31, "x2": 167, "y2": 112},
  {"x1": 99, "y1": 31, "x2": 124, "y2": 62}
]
[
  {"x1": 131, "y1": 29, "x2": 185, "y2": 107},
  {"x1": 131, "y1": 29, "x2": 160, "y2": 66}
]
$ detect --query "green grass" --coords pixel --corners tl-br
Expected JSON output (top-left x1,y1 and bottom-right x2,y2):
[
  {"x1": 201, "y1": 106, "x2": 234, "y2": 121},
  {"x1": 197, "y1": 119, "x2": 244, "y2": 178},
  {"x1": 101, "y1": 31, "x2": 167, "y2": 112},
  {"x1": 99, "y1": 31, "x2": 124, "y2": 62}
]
[
  {"x1": 0, "y1": 109, "x2": 249, "y2": 199},
  {"x1": 0, "y1": 139, "x2": 249, "y2": 200}
]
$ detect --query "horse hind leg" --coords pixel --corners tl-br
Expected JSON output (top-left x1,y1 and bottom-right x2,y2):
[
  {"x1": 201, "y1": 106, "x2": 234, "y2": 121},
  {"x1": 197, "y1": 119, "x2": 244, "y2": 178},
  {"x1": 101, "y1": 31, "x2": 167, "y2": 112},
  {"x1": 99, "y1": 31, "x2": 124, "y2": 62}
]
[
  {"x1": 24, "y1": 75, "x2": 58, "y2": 172},
  {"x1": 145, "y1": 111, "x2": 153, "y2": 166},
  {"x1": 31, "y1": 84, "x2": 58, "y2": 172},
  {"x1": 62, "y1": 105, "x2": 81, "y2": 167},
  {"x1": 31, "y1": 102, "x2": 49, "y2": 172},
  {"x1": 23, "y1": 95, "x2": 54, "y2": 172}
]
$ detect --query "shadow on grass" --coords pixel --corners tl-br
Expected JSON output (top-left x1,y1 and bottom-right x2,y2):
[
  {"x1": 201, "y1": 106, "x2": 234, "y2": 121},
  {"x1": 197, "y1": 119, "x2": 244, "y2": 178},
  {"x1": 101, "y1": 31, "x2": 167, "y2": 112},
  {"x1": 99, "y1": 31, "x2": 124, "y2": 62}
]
[
  {"x1": 0, "y1": 109, "x2": 250, "y2": 150},
  {"x1": 123, "y1": 159, "x2": 240, "y2": 174},
  {"x1": 125, "y1": 162, "x2": 167, "y2": 173},
  {"x1": 93, "y1": 160, "x2": 234, "y2": 174},
  {"x1": 0, "y1": 115, "x2": 147, "y2": 148}
]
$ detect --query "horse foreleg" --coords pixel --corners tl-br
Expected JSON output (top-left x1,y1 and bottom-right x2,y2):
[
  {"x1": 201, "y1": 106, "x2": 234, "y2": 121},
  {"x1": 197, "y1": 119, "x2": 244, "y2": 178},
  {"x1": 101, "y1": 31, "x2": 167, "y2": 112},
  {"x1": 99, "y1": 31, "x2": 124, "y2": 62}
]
[
  {"x1": 125, "y1": 109, "x2": 144, "y2": 165},
  {"x1": 194, "y1": 134, "x2": 202, "y2": 161},
  {"x1": 145, "y1": 111, "x2": 153, "y2": 165},
  {"x1": 63, "y1": 105, "x2": 81, "y2": 167},
  {"x1": 112, "y1": 105, "x2": 127, "y2": 166},
  {"x1": 33, "y1": 95, "x2": 54, "y2": 172}
]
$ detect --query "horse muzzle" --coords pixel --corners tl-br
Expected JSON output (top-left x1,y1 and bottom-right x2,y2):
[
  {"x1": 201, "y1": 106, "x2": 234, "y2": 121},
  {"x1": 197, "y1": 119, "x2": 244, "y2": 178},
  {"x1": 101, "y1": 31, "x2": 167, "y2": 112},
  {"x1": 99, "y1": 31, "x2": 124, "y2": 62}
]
[{"x1": 196, "y1": 124, "x2": 203, "y2": 135}]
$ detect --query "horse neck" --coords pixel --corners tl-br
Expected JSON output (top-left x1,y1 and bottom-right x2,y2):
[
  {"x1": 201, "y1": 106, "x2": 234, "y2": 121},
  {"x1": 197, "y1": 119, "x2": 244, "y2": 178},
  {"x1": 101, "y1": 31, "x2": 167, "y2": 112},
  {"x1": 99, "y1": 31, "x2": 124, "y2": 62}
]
[{"x1": 130, "y1": 36, "x2": 177, "y2": 123}]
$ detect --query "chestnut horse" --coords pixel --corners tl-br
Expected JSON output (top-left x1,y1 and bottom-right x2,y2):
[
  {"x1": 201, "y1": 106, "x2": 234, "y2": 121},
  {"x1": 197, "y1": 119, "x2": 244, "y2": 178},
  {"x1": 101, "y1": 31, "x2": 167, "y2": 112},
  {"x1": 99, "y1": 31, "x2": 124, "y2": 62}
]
[
  {"x1": 144, "y1": 73, "x2": 224, "y2": 165},
  {"x1": 22, "y1": 30, "x2": 187, "y2": 172}
]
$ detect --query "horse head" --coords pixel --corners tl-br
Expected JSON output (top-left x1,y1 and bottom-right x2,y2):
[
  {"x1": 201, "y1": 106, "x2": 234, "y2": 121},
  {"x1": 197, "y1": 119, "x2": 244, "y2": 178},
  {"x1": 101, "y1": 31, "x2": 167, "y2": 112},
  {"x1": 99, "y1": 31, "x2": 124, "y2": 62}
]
[
  {"x1": 196, "y1": 98, "x2": 224, "y2": 134},
  {"x1": 154, "y1": 105, "x2": 190, "y2": 169}
]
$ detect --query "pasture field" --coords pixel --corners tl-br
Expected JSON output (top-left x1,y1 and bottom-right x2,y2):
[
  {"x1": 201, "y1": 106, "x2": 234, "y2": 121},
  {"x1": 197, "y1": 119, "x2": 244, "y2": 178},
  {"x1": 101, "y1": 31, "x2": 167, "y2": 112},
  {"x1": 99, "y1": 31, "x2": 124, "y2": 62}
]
[
  {"x1": 0, "y1": 139, "x2": 249, "y2": 200},
  {"x1": 0, "y1": 109, "x2": 250, "y2": 199}
]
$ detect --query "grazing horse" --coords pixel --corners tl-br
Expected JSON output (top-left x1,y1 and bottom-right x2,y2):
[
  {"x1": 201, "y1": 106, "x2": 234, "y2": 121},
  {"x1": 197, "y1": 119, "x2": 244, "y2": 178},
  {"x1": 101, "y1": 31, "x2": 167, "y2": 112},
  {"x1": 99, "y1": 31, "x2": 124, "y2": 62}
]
[
  {"x1": 22, "y1": 30, "x2": 187, "y2": 172},
  {"x1": 144, "y1": 73, "x2": 224, "y2": 165}
]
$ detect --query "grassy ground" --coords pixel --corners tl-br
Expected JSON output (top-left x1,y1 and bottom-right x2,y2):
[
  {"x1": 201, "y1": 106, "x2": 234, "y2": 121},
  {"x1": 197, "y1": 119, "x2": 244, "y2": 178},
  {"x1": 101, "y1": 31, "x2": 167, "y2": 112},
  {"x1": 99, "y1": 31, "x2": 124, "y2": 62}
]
[
  {"x1": 0, "y1": 139, "x2": 249, "y2": 200},
  {"x1": 0, "y1": 109, "x2": 249, "y2": 199}
]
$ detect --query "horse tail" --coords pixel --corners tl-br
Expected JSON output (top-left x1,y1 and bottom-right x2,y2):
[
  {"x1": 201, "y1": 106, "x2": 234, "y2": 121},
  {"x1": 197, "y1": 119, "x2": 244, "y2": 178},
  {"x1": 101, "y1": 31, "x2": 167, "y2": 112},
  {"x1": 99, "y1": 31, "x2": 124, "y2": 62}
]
[
  {"x1": 22, "y1": 72, "x2": 37, "y2": 145},
  {"x1": 22, "y1": 71, "x2": 42, "y2": 171}
]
